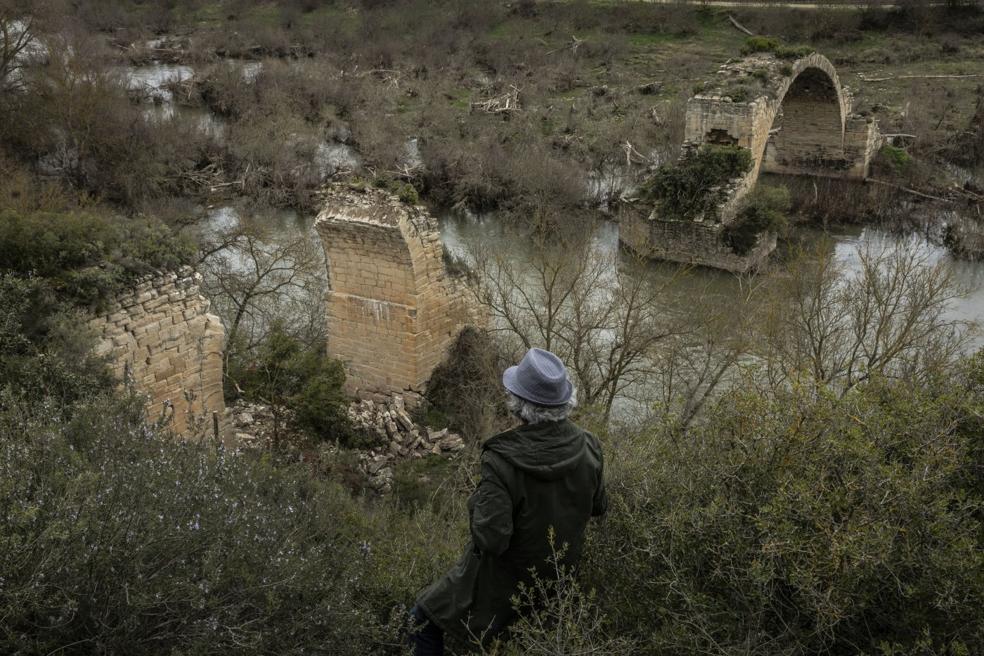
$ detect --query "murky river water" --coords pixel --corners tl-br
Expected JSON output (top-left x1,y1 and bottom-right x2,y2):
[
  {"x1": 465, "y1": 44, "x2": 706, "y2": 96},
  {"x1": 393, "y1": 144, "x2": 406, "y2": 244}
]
[
  {"x1": 129, "y1": 60, "x2": 984, "y2": 360},
  {"x1": 442, "y1": 211, "x2": 984, "y2": 342}
]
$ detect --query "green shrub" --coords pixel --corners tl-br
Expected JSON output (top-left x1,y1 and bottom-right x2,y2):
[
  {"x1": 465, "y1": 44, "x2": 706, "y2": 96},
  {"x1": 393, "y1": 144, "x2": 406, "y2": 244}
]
[
  {"x1": 425, "y1": 327, "x2": 507, "y2": 439},
  {"x1": 0, "y1": 275, "x2": 115, "y2": 408},
  {"x1": 391, "y1": 454, "x2": 460, "y2": 511},
  {"x1": 397, "y1": 182, "x2": 420, "y2": 205},
  {"x1": 742, "y1": 36, "x2": 783, "y2": 54},
  {"x1": 232, "y1": 323, "x2": 353, "y2": 446},
  {"x1": 775, "y1": 44, "x2": 814, "y2": 59},
  {"x1": 878, "y1": 144, "x2": 914, "y2": 175},
  {"x1": 723, "y1": 184, "x2": 790, "y2": 254},
  {"x1": 741, "y1": 36, "x2": 813, "y2": 60},
  {"x1": 0, "y1": 209, "x2": 195, "y2": 308},
  {"x1": 646, "y1": 145, "x2": 753, "y2": 222},
  {"x1": 0, "y1": 392, "x2": 463, "y2": 655},
  {"x1": 480, "y1": 539, "x2": 637, "y2": 656},
  {"x1": 721, "y1": 83, "x2": 753, "y2": 102}
]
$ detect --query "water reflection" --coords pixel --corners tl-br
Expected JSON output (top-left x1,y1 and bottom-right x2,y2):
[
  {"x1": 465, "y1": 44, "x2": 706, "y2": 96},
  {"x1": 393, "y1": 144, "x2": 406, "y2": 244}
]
[
  {"x1": 442, "y1": 212, "x2": 984, "y2": 347},
  {"x1": 825, "y1": 224, "x2": 984, "y2": 340}
]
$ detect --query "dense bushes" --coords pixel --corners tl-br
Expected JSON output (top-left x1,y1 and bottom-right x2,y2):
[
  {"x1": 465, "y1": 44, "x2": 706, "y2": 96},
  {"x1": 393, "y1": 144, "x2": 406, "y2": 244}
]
[
  {"x1": 230, "y1": 324, "x2": 352, "y2": 446},
  {"x1": 723, "y1": 184, "x2": 791, "y2": 254},
  {"x1": 0, "y1": 392, "x2": 463, "y2": 655},
  {"x1": 585, "y1": 363, "x2": 984, "y2": 655},
  {"x1": 0, "y1": 209, "x2": 194, "y2": 308},
  {"x1": 647, "y1": 145, "x2": 753, "y2": 221},
  {"x1": 3, "y1": 348, "x2": 981, "y2": 655}
]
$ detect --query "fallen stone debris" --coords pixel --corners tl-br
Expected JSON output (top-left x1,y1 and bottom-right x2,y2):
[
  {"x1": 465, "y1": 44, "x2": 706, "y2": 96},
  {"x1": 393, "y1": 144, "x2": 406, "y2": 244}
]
[
  {"x1": 348, "y1": 394, "x2": 465, "y2": 494},
  {"x1": 229, "y1": 401, "x2": 281, "y2": 447},
  {"x1": 228, "y1": 395, "x2": 465, "y2": 495}
]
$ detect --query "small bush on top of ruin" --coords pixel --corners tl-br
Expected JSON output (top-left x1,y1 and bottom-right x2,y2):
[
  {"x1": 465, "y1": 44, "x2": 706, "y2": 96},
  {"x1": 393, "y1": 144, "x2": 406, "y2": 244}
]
[
  {"x1": 742, "y1": 36, "x2": 783, "y2": 54},
  {"x1": 877, "y1": 144, "x2": 914, "y2": 175},
  {"x1": 723, "y1": 184, "x2": 791, "y2": 255},
  {"x1": 646, "y1": 145, "x2": 753, "y2": 222},
  {"x1": 741, "y1": 36, "x2": 813, "y2": 60}
]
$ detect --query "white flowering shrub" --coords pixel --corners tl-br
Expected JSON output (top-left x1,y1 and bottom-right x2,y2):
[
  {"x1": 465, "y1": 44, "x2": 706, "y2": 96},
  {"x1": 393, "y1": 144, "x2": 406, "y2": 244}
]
[{"x1": 0, "y1": 392, "x2": 463, "y2": 655}]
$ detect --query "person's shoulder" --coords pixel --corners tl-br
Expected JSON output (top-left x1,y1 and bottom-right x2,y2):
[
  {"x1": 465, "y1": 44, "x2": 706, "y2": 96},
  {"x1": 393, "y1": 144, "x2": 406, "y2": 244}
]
[
  {"x1": 481, "y1": 426, "x2": 521, "y2": 452},
  {"x1": 573, "y1": 423, "x2": 604, "y2": 461}
]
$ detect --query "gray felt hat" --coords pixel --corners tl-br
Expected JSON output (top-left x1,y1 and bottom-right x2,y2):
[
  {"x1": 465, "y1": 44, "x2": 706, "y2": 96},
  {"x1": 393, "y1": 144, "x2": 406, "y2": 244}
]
[{"x1": 502, "y1": 348, "x2": 573, "y2": 407}]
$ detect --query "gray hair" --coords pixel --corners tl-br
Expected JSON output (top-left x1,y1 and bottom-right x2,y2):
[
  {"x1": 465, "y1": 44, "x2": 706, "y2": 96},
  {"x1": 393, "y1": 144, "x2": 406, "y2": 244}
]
[{"x1": 506, "y1": 389, "x2": 577, "y2": 424}]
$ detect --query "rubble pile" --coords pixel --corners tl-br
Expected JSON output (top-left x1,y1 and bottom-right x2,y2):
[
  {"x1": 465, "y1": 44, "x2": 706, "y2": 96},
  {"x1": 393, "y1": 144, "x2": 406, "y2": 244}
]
[
  {"x1": 230, "y1": 401, "x2": 281, "y2": 447},
  {"x1": 348, "y1": 395, "x2": 465, "y2": 494}
]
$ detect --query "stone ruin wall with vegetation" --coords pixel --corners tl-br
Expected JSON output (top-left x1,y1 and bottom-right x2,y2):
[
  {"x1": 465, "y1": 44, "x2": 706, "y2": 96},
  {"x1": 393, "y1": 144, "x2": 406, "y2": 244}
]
[
  {"x1": 686, "y1": 52, "x2": 879, "y2": 221},
  {"x1": 621, "y1": 206, "x2": 778, "y2": 274},
  {"x1": 88, "y1": 267, "x2": 226, "y2": 436},
  {"x1": 628, "y1": 52, "x2": 881, "y2": 272},
  {"x1": 315, "y1": 186, "x2": 476, "y2": 397}
]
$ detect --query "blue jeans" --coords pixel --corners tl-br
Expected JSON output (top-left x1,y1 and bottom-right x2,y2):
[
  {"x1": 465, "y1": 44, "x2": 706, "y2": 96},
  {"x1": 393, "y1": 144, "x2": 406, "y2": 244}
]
[{"x1": 408, "y1": 605, "x2": 445, "y2": 656}]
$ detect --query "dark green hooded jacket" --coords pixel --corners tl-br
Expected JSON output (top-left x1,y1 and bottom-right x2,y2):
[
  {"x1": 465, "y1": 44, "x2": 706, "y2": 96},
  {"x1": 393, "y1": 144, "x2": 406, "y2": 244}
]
[{"x1": 416, "y1": 419, "x2": 607, "y2": 644}]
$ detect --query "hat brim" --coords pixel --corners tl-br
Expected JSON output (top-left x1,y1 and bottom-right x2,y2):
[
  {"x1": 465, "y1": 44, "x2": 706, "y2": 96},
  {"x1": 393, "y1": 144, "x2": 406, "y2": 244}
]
[{"x1": 502, "y1": 365, "x2": 573, "y2": 407}]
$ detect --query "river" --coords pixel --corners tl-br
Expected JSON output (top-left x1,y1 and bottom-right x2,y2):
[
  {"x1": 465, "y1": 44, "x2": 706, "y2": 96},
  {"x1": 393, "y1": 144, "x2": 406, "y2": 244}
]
[{"x1": 127, "y1": 58, "x2": 984, "y2": 385}]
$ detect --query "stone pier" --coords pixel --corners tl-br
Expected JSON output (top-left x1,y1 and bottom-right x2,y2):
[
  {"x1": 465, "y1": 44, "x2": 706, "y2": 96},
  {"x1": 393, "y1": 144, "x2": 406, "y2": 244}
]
[{"x1": 314, "y1": 185, "x2": 473, "y2": 396}]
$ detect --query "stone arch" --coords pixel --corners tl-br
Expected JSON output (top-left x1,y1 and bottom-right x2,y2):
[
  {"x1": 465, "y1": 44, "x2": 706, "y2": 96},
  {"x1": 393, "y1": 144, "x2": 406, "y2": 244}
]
[
  {"x1": 682, "y1": 51, "x2": 879, "y2": 219},
  {"x1": 758, "y1": 54, "x2": 850, "y2": 177},
  {"x1": 620, "y1": 52, "x2": 881, "y2": 273}
]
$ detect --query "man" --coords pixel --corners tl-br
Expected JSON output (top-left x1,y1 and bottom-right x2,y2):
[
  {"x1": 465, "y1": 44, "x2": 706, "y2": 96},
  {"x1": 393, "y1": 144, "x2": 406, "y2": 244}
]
[{"x1": 409, "y1": 347, "x2": 608, "y2": 655}]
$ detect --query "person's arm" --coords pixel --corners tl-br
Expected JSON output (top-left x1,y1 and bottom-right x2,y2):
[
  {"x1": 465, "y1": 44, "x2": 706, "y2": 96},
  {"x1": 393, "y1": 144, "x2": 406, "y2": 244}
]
[
  {"x1": 590, "y1": 437, "x2": 608, "y2": 518},
  {"x1": 592, "y1": 471, "x2": 609, "y2": 517},
  {"x1": 469, "y1": 453, "x2": 514, "y2": 556}
]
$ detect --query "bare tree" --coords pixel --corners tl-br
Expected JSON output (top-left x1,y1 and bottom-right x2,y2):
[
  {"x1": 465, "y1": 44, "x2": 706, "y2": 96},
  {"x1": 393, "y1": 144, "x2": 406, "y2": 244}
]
[
  {"x1": 650, "y1": 272, "x2": 764, "y2": 430},
  {"x1": 0, "y1": 12, "x2": 36, "y2": 94},
  {"x1": 759, "y1": 239, "x2": 970, "y2": 394},
  {"x1": 469, "y1": 212, "x2": 724, "y2": 422},
  {"x1": 197, "y1": 210, "x2": 327, "y2": 376}
]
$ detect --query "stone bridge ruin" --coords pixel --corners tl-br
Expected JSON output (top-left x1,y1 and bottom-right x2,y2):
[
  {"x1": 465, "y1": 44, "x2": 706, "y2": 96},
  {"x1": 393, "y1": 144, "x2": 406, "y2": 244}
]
[
  {"x1": 623, "y1": 52, "x2": 881, "y2": 271},
  {"x1": 89, "y1": 267, "x2": 227, "y2": 438},
  {"x1": 314, "y1": 186, "x2": 475, "y2": 399}
]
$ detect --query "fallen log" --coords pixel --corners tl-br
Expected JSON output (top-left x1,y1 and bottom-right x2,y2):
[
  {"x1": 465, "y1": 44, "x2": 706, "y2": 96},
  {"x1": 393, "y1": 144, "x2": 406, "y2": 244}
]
[
  {"x1": 865, "y1": 177, "x2": 953, "y2": 204},
  {"x1": 727, "y1": 14, "x2": 755, "y2": 36},
  {"x1": 859, "y1": 72, "x2": 984, "y2": 82}
]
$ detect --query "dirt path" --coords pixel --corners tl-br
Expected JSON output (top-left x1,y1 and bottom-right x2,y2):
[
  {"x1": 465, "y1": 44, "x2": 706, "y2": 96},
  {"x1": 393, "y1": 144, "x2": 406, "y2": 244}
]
[{"x1": 622, "y1": 0, "x2": 923, "y2": 10}]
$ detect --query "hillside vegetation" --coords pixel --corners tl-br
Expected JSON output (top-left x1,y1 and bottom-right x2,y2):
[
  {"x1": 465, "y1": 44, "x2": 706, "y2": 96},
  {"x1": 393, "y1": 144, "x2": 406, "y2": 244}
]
[{"x1": 1, "y1": 1, "x2": 983, "y2": 654}]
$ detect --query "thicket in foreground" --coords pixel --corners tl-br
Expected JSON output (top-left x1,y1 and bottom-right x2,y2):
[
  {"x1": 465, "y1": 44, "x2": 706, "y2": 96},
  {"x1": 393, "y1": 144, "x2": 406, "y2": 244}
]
[{"x1": 2, "y1": 354, "x2": 981, "y2": 655}]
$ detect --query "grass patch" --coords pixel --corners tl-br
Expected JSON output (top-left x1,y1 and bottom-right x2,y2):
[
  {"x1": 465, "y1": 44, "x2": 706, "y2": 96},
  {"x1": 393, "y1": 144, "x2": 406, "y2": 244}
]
[
  {"x1": 742, "y1": 36, "x2": 813, "y2": 59},
  {"x1": 723, "y1": 184, "x2": 790, "y2": 255}
]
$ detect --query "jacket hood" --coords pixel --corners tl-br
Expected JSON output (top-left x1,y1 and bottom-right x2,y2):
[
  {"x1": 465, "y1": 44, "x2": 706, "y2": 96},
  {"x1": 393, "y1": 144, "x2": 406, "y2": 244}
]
[{"x1": 483, "y1": 419, "x2": 586, "y2": 480}]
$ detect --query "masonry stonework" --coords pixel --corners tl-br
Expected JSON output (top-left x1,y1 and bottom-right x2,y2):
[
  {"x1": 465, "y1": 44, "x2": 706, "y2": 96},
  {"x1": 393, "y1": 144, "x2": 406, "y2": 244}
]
[
  {"x1": 314, "y1": 186, "x2": 474, "y2": 396},
  {"x1": 89, "y1": 267, "x2": 226, "y2": 436},
  {"x1": 626, "y1": 52, "x2": 881, "y2": 272},
  {"x1": 620, "y1": 207, "x2": 777, "y2": 274}
]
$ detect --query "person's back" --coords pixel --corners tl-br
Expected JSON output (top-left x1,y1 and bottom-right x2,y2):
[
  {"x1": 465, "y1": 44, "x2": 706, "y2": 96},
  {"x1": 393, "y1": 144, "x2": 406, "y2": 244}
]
[
  {"x1": 486, "y1": 419, "x2": 604, "y2": 572},
  {"x1": 409, "y1": 349, "x2": 607, "y2": 654}
]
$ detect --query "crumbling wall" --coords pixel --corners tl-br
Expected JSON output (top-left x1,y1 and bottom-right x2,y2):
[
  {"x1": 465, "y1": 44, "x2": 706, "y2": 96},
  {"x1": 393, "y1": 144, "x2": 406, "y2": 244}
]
[
  {"x1": 314, "y1": 186, "x2": 474, "y2": 395},
  {"x1": 627, "y1": 52, "x2": 880, "y2": 272},
  {"x1": 621, "y1": 209, "x2": 775, "y2": 273},
  {"x1": 89, "y1": 267, "x2": 226, "y2": 436}
]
